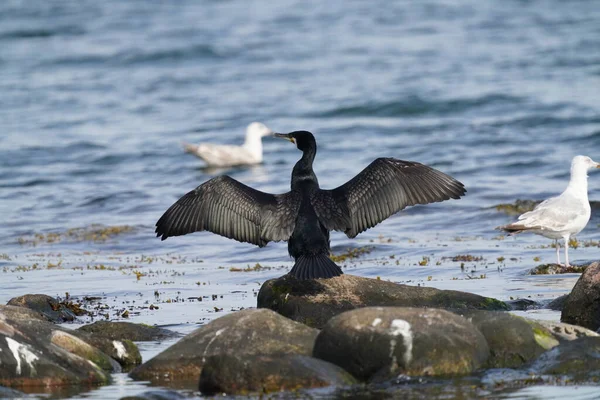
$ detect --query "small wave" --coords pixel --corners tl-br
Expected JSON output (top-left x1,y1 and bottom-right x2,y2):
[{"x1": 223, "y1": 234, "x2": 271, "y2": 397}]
[
  {"x1": 0, "y1": 25, "x2": 84, "y2": 40},
  {"x1": 45, "y1": 44, "x2": 223, "y2": 68},
  {"x1": 311, "y1": 94, "x2": 523, "y2": 118},
  {"x1": 0, "y1": 178, "x2": 54, "y2": 188}
]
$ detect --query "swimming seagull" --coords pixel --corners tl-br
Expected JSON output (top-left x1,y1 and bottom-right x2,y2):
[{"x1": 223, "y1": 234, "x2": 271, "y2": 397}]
[
  {"x1": 157, "y1": 131, "x2": 466, "y2": 279},
  {"x1": 498, "y1": 155, "x2": 600, "y2": 268},
  {"x1": 182, "y1": 122, "x2": 273, "y2": 167}
]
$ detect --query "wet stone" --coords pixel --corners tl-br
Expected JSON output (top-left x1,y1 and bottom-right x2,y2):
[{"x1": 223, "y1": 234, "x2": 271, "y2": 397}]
[
  {"x1": 463, "y1": 311, "x2": 557, "y2": 368},
  {"x1": 129, "y1": 308, "x2": 318, "y2": 388},
  {"x1": 0, "y1": 305, "x2": 111, "y2": 389},
  {"x1": 120, "y1": 389, "x2": 192, "y2": 400},
  {"x1": 6, "y1": 294, "x2": 77, "y2": 323},
  {"x1": 78, "y1": 320, "x2": 179, "y2": 341},
  {"x1": 312, "y1": 307, "x2": 490, "y2": 382},
  {"x1": 72, "y1": 331, "x2": 142, "y2": 370},
  {"x1": 529, "y1": 263, "x2": 588, "y2": 275},
  {"x1": 258, "y1": 274, "x2": 509, "y2": 329},
  {"x1": 199, "y1": 354, "x2": 357, "y2": 395},
  {"x1": 561, "y1": 261, "x2": 600, "y2": 331},
  {"x1": 530, "y1": 337, "x2": 600, "y2": 382}
]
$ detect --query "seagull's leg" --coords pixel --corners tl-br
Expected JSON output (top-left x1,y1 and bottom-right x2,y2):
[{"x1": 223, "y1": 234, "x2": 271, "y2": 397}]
[
  {"x1": 563, "y1": 235, "x2": 570, "y2": 269},
  {"x1": 555, "y1": 240, "x2": 561, "y2": 265}
]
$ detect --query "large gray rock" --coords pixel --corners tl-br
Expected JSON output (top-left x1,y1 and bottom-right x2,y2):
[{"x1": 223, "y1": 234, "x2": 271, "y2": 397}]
[
  {"x1": 258, "y1": 274, "x2": 509, "y2": 329},
  {"x1": 312, "y1": 307, "x2": 489, "y2": 382},
  {"x1": 561, "y1": 261, "x2": 600, "y2": 331},
  {"x1": 78, "y1": 320, "x2": 178, "y2": 341},
  {"x1": 464, "y1": 311, "x2": 558, "y2": 368},
  {"x1": 129, "y1": 308, "x2": 319, "y2": 388},
  {"x1": 199, "y1": 354, "x2": 357, "y2": 395},
  {"x1": 0, "y1": 305, "x2": 111, "y2": 389},
  {"x1": 72, "y1": 330, "x2": 141, "y2": 370},
  {"x1": 6, "y1": 294, "x2": 77, "y2": 323},
  {"x1": 530, "y1": 337, "x2": 600, "y2": 381}
]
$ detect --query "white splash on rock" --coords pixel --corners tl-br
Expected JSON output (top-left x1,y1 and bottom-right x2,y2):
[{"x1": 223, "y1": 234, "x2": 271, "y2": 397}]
[
  {"x1": 388, "y1": 319, "x2": 413, "y2": 371},
  {"x1": 372, "y1": 318, "x2": 382, "y2": 327},
  {"x1": 201, "y1": 327, "x2": 227, "y2": 363},
  {"x1": 113, "y1": 341, "x2": 128, "y2": 359},
  {"x1": 6, "y1": 337, "x2": 39, "y2": 375}
]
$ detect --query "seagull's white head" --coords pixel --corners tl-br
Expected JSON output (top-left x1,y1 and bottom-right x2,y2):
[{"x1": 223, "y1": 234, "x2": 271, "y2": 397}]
[
  {"x1": 572, "y1": 155, "x2": 600, "y2": 171},
  {"x1": 246, "y1": 122, "x2": 273, "y2": 139}
]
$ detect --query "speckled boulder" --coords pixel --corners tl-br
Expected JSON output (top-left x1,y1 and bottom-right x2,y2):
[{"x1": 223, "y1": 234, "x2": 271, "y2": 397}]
[
  {"x1": 313, "y1": 307, "x2": 489, "y2": 382},
  {"x1": 129, "y1": 308, "x2": 319, "y2": 388},
  {"x1": 561, "y1": 261, "x2": 600, "y2": 331},
  {"x1": 258, "y1": 274, "x2": 509, "y2": 329},
  {"x1": 199, "y1": 354, "x2": 357, "y2": 395}
]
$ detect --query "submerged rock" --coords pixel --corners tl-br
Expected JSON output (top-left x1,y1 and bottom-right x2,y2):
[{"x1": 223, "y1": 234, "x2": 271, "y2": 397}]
[
  {"x1": 561, "y1": 261, "x2": 600, "y2": 331},
  {"x1": 464, "y1": 311, "x2": 557, "y2": 368},
  {"x1": 199, "y1": 354, "x2": 356, "y2": 395},
  {"x1": 78, "y1": 320, "x2": 178, "y2": 341},
  {"x1": 258, "y1": 274, "x2": 509, "y2": 328},
  {"x1": 121, "y1": 389, "x2": 192, "y2": 400},
  {"x1": 6, "y1": 294, "x2": 77, "y2": 323},
  {"x1": 312, "y1": 307, "x2": 489, "y2": 381},
  {"x1": 0, "y1": 305, "x2": 111, "y2": 389},
  {"x1": 530, "y1": 337, "x2": 600, "y2": 381},
  {"x1": 129, "y1": 308, "x2": 318, "y2": 387},
  {"x1": 0, "y1": 386, "x2": 26, "y2": 398},
  {"x1": 547, "y1": 294, "x2": 569, "y2": 311}
]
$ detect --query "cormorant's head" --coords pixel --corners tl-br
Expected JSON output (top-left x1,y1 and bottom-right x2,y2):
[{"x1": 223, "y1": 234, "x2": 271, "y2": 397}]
[{"x1": 273, "y1": 131, "x2": 316, "y2": 152}]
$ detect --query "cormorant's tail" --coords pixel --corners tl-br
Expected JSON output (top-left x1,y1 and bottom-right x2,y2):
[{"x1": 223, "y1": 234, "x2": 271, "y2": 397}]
[{"x1": 288, "y1": 255, "x2": 343, "y2": 280}]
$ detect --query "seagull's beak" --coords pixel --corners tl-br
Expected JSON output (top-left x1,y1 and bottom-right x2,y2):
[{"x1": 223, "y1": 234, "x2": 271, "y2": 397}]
[{"x1": 274, "y1": 132, "x2": 296, "y2": 144}]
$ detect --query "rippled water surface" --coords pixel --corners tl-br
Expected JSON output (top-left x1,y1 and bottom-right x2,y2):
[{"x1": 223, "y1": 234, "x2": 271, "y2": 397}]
[{"x1": 1, "y1": 0, "x2": 599, "y2": 398}]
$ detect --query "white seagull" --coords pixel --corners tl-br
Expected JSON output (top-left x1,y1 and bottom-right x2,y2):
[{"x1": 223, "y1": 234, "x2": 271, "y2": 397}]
[
  {"x1": 183, "y1": 122, "x2": 273, "y2": 167},
  {"x1": 498, "y1": 155, "x2": 600, "y2": 268}
]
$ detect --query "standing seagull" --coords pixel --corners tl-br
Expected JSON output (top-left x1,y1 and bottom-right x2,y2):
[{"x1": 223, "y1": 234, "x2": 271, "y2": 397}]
[
  {"x1": 498, "y1": 155, "x2": 600, "y2": 268},
  {"x1": 183, "y1": 122, "x2": 273, "y2": 167},
  {"x1": 157, "y1": 131, "x2": 466, "y2": 279}
]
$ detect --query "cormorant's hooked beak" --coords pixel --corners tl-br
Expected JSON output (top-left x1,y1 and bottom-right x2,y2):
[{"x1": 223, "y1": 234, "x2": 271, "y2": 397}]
[{"x1": 274, "y1": 132, "x2": 296, "y2": 145}]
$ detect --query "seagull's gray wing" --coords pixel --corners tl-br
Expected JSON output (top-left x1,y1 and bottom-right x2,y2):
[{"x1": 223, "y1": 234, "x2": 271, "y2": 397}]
[
  {"x1": 311, "y1": 158, "x2": 466, "y2": 238},
  {"x1": 155, "y1": 176, "x2": 300, "y2": 247}
]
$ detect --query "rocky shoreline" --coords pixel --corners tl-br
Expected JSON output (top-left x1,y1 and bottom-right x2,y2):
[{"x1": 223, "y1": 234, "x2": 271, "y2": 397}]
[{"x1": 1, "y1": 264, "x2": 599, "y2": 398}]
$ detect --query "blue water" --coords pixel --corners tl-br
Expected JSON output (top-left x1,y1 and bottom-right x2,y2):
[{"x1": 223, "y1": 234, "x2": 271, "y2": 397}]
[{"x1": 1, "y1": 0, "x2": 600, "y2": 398}]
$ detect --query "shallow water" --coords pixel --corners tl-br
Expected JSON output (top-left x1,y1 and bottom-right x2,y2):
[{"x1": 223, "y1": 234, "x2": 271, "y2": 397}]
[{"x1": 1, "y1": 0, "x2": 599, "y2": 398}]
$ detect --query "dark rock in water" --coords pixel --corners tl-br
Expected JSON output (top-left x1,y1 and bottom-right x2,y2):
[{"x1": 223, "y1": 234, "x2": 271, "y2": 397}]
[
  {"x1": 530, "y1": 337, "x2": 600, "y2": 381},
  {"x1": 505, "y1": 298, "x2": 540, "y2": 311},
  {"x1": 529, "y1": 263, "x2": 588, "y2": 275},
  {"x1": 129, "y1": 308, "x2": 318, "y2": 388},
  {"x1": 0, "y1": 305, "x2": 111, "y2": 389},
  {"x1": 533, "y1": 320, "x2": 599, "y2": 342},
  {"x1": 561, "y1": 261, "x2": 600, "y2": 331},
  {"x1": 493, "y1": 199, "x2": 540, "y2": 215},
  {"x1": 547, "y1": 294, "x2": 569, "y2": 311},
  {"x1": 312, "y1": 307, "x2": 489, "y2": 381},
  {"x1": 120, "y1": 389, "x2": 192, "y2": 400},
  {"x1": 6, "y1": 294, "x2": 77, "y2": 323},
  {"x1": 258, "y1": 274, "x2": 509, "y2": 329},
  {"x1": 0, "y1": 385, "x2": 26, "y2": 398},
  {"x1": 463, "y1": 311, "x2": 557, "y2": 368},
  {"x1": 73, "y1": 330, "x2": 142, "y2": 369},
  {"x1": 78, "y1": 320, "x2": 179, "y2": 341},
  {"x1": 199, "y1": 354, "x2": 356, "y2": 395}
]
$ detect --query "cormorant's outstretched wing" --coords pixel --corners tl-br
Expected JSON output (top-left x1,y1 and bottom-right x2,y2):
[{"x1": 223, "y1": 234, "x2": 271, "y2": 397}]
[
  {"x1": 156, "y1": 176, "x2": 300, "y2": 247},
  {"x1": 311, "y1": 158, "x2": 466, "y2": 238}
]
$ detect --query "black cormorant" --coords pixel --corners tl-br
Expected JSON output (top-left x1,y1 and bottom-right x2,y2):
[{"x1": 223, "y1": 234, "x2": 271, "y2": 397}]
[{"x1": 155, "y1": 131, "x2": 466, "y2": 280}]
